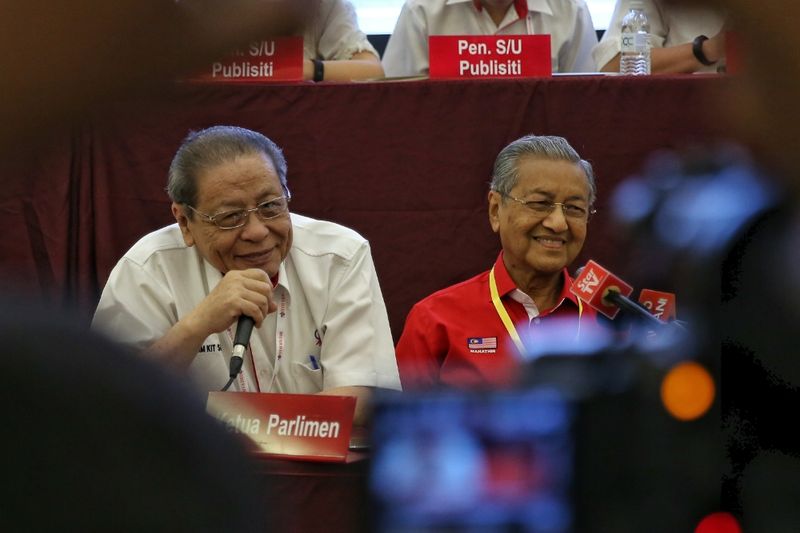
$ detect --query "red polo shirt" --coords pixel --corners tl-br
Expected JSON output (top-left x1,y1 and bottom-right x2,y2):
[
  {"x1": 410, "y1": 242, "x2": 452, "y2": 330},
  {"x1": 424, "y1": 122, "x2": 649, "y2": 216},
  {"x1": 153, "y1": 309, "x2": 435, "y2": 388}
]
[{"x1": 396, "y1": 252, "x2": 596, "y2": 390}]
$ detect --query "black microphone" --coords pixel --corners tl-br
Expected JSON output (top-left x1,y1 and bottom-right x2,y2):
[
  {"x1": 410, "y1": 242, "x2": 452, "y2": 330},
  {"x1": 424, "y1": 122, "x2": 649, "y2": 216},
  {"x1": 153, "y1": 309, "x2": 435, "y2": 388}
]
[
  {"x1": 231, "y1": 315, "x2": 254, "y2": 375},
  {"x1": 221, "y1": 315, "x2": 254, "y2": 391}
]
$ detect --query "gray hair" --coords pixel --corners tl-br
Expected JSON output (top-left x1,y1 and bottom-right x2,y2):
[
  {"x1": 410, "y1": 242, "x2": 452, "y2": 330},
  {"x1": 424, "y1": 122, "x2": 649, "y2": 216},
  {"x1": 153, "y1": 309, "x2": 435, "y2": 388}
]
[
  {"x1": 166, "y1": 125, "x2": 289, "y2": 208},
  {"x1": 490, "y1": 135, "x2": 596, "y2": 205}
]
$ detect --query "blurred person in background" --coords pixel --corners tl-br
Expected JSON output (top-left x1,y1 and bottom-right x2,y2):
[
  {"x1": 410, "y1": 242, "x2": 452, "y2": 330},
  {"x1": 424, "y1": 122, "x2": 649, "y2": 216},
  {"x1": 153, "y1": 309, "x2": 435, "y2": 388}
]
[
  {"x1": 396, "y1": 134, "x2": 598, "y2": 390},
  {"x1": 302, "y1": 0, "x2": 384, "y2": 81},
  {"x1": 595, "y1": 0, "x2": 726, "y2": 73},
  {"x1": 382, "y1": 0, "x2": 598, "y2": 77}
]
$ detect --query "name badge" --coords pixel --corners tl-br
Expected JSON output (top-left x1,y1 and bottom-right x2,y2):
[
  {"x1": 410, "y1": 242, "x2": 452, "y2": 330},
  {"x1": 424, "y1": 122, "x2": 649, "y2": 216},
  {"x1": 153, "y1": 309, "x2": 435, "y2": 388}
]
[
  {"x1": 207, "y1": 391, "x2": 355, "y2": 462},
  {"x1": 429, "y1": 35, "x2": 551, "y2": 79},
  {"x1": 189, "y1": 36, "x2": 304, "y2": 83}
]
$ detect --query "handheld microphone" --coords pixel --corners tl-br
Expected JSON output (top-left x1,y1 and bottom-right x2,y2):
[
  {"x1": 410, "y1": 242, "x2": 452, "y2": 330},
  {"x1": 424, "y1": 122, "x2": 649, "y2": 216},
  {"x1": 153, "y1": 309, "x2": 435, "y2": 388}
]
[
  {"x1": 230, "y1": 315, "x2": 255, "y2": 377},
  {"x1": 570, "y1": 260, "x2": 667, "y2": 327},
  {"x1": 221, "y1": 315, "x2": 254, "y2": 391}
]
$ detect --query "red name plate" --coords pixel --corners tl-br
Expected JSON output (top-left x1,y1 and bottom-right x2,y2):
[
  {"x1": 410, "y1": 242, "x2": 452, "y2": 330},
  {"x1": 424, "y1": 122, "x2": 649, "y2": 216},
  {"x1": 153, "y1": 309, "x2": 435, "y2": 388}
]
[
  {"x1": 189, "y1": 36, "x2": 303, "y2": 83},
  {"x1": 429, "y1": 35, "x2": 551, "y2": 79},
  {"x1": 207, "y1": 391, "x2": 355, "y2": 462},
  {"x1": 570, "y1": 260, "x2": 634, "y2": 319}
]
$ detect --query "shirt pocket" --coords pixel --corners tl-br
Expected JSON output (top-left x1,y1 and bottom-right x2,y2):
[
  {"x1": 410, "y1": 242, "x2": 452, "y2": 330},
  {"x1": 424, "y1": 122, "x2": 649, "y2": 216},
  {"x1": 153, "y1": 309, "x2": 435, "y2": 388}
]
[{"x1": 289, "y1": 357, "x2": 324, "y2": 394}]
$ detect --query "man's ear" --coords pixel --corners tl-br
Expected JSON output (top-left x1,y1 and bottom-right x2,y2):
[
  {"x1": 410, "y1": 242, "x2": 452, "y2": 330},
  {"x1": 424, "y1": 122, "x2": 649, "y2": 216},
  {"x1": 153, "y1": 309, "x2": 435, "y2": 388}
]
[
  {"x1": 171, "y1": 202, "x2": 195, "y2": 247},
  {"x1": 488, "y1": 191, "x2": 501, "y2": 234}
]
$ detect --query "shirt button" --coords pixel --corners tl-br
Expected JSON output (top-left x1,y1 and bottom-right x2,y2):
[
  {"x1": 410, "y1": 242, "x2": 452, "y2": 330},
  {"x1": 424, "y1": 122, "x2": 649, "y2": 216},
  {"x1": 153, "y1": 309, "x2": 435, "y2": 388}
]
[{"x1": 533, "y1": 318, "x2": 541, "y2": 324}]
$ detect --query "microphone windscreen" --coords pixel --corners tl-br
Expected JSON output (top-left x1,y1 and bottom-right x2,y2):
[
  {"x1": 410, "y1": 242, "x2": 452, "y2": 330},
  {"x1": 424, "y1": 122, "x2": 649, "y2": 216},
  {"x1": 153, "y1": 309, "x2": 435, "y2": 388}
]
[{"x1": 570, "y1": 260, "x2": 634, "y2": 319}]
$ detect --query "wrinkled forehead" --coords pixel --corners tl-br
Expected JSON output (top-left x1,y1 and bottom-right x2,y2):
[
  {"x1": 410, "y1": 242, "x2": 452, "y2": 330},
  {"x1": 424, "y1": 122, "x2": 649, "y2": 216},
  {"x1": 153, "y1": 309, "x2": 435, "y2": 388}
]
[{"x1": 195, "y1": 152, "x2": 280, "y2": 197}]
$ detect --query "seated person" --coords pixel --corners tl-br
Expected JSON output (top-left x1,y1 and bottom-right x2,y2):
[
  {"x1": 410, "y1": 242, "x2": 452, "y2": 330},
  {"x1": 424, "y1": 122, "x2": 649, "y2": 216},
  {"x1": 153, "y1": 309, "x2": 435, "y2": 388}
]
[
  {"x1": 594, "y1": 0, "x2": 726, "y2": 73},
  {"x1": 382, "y1": 0, "x2": 598, "y2": 77},
  {"x1": 92, "y1": 125, "x2": 401, "y2": 424},
  {"x1": 303, "y1": 0, "x2": 384, "y2": 81},
  {"x1": 395, "y1": 134, "x2": 598, "y2": 390}
]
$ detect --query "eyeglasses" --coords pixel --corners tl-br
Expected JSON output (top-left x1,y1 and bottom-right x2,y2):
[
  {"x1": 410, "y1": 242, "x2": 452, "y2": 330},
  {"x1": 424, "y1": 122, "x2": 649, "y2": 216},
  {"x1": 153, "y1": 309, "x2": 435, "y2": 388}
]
[
  {"x1": 186, "y1": 195, "x2": 290, "y2": 229},
  {"x1": 502, "y1": 193, "x2": 595, "y2": 220}
]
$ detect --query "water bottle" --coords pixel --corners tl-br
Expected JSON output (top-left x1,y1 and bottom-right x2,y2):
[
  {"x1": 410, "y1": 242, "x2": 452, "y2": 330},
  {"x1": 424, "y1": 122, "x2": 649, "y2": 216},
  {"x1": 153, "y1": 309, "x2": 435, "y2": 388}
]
[{"x1": 620, "y1": 1, "x2": 651, "y2": 75}]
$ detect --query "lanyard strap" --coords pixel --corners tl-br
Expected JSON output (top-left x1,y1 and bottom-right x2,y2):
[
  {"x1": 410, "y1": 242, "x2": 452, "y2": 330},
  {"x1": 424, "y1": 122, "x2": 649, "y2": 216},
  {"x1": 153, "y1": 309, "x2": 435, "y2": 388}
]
[
  {"x1": 489, "y1": 266, "x2": 585, "y2": 357},
  {"x1": 489, "y1": 266, "x2": 527, "y2": 356}
]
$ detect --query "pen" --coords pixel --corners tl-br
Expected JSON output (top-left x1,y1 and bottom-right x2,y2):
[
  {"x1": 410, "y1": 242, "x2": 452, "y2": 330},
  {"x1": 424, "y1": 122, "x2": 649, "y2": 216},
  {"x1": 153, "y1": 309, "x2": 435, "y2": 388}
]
[{"x1": 309, "y1": 355, "x2": 319, "y2": 370}]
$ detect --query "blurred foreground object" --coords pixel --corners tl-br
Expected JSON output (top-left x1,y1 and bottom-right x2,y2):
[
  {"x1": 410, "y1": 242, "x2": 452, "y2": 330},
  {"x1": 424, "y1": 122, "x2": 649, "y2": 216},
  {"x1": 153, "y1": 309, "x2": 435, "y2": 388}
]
[
  {"x1": 611, "y1": 143, "x2": 800, "y2": 527},
  {"x1": 0, "y1": 300, "x2": 265, "y2": 532},
  {"x1": 0, "y1": 0, "x2": 312, "y2": 153}
]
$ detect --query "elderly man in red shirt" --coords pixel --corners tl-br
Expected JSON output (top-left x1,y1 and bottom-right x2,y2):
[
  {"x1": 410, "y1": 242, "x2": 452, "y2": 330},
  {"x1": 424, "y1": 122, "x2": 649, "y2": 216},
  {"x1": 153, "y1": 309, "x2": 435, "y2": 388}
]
[{"x1": 396, "y1": 134, "x2": 599, "y2": 390}]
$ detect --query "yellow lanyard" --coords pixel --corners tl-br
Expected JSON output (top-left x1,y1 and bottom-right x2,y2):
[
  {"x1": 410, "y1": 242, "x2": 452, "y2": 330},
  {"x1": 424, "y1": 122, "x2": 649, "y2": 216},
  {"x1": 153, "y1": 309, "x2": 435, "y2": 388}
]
[{"x1": 488, "y1": 266, "x2": 584, "y2": 357}]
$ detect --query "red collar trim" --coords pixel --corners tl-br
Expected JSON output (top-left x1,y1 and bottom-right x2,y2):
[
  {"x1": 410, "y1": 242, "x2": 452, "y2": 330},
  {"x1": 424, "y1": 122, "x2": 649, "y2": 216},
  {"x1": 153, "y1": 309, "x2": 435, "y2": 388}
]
[{"x1": 472, "y1": 0, "x2": 528, "y2": 20}]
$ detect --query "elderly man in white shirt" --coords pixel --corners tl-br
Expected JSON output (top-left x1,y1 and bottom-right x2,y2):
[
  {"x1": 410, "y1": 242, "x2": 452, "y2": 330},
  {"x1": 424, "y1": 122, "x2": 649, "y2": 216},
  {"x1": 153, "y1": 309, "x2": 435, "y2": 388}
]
[
  {"x1": 382, "y1": 0, "x2": 598, "y2": 77},
  {"x1": 92, "y1": 126, "x2": 401, "y2": 424}
]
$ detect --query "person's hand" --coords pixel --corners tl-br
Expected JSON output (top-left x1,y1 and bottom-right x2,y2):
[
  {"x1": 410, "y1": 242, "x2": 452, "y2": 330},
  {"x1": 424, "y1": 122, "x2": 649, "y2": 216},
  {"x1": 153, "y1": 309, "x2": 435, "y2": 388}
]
[{"x1": 185, "y1": 269, "x2": 277, "y2": 339}]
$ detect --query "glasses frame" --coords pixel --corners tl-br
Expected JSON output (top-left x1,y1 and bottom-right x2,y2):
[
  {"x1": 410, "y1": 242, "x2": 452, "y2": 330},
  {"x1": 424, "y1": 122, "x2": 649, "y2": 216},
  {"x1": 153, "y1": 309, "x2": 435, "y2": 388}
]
[
  {"x1": 185, "y1": 194, "x2": 290, "y2": 230},
  {"x1": 501, "y1": 193, "x2": 596, "y2": 221}
]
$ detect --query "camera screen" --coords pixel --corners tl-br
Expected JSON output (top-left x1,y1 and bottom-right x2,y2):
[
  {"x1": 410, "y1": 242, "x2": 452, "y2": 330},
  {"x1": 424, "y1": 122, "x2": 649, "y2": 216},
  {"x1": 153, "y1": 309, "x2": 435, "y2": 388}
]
[{"x1": 369, "y1": 388, "x2": 574, "y2": 533}]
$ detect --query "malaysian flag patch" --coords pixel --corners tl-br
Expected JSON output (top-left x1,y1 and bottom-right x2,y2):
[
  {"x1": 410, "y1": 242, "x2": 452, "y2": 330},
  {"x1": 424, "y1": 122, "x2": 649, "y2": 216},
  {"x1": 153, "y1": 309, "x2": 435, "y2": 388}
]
[{"x1": 467, "y1": 336, "x2": 497, "y2": 354}]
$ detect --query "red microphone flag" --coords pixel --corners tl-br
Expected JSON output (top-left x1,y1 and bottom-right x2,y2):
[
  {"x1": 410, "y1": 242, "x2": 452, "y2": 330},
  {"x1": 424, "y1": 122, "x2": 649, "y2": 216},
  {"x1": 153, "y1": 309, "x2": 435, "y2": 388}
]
[
  {"x1": 570, "y1": 260, "x2": 634, "y2": 319},
  {"x1": 637, "y1": 289, "x2": 677, "y2": 321}
]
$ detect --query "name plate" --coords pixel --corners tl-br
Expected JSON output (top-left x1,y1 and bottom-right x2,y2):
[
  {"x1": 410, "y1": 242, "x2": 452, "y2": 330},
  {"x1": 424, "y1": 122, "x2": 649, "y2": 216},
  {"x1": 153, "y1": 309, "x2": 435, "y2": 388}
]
[
  {"x1": 207, "y1": 391, "x2": 355, "y2": 462},
  {"x1": 189, "y1": 36, "x2": 304, "y2": 83},
  {"x1": 429, "y1": 35, "x2": 551, "y2": 79}
]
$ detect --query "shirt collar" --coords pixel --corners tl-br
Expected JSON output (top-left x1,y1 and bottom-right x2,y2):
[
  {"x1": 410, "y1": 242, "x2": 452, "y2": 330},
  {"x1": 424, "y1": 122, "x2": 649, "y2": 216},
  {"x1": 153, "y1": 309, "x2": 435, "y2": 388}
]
[
  {"x1": 457, "y1": 0, "x2": 551, "y2": 18},
  {"x1": 491, "y1": 251, "x2": 582, "y2": 309}
]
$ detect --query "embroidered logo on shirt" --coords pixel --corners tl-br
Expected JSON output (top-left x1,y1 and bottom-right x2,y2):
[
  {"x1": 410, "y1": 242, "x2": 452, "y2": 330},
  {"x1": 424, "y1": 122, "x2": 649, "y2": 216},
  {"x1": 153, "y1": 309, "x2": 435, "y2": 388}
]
[
  {"x1": 314, "y1": 329, "x2": 322, "y2": 347},
  {"x1": 467, "y1": 337, "x2": 497, "y2": 354}
]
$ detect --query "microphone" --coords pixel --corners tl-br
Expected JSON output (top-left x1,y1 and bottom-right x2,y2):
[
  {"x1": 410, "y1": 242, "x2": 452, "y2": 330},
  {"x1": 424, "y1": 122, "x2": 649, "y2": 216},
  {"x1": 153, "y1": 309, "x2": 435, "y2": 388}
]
[
  {"x1": 570, "y1": 260, "x2": 667, "y2": 327},
  {"x1": 230, "y1": 315, "x2": 255, "y2": 377},
  {"x1": 221, "y1": 315, "x2": 254, "y2": 391},
  {"x1": 637, "y1": 289, "x2": 677, "y2": 321}
]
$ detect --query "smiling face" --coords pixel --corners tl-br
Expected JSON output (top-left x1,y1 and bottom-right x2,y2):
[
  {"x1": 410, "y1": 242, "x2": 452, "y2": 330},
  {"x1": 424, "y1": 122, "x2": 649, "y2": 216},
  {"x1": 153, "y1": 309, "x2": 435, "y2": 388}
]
[
  {"x1": 171, "y1": 151, "x2": 292, "y2": 277},
  {"x1": 488, "y1": 156, "x2": 591, "y2": 287}
]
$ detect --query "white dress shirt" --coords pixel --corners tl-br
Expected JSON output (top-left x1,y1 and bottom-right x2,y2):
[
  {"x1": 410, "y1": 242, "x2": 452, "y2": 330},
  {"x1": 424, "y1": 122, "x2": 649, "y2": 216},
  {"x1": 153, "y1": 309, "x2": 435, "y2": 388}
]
[
  {"x1": 303, "y1": 0, "x2": 379, "y2": 60},
  {"x1": 382, "y1": 0, "x2": 598, "y2": 76},
  {"x1": 92, "y1": 213, "x2": 401, "y2": 395}
]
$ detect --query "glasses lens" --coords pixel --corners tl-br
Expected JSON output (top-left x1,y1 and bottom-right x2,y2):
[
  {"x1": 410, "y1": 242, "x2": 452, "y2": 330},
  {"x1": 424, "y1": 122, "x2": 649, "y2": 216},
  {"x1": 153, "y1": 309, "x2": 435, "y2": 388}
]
[
  {"x1": 256, "y1": 197, "x2": 288, "y2": 220},
  {"x1": 216, "y1": 210, "x2": 246, "y2": 229},
  {"x1": 563, "y1": 205, "x2": 588, "y2": 219},
  {"x1": 527, "y1": 200, "x2": 555, "y2": 214}
]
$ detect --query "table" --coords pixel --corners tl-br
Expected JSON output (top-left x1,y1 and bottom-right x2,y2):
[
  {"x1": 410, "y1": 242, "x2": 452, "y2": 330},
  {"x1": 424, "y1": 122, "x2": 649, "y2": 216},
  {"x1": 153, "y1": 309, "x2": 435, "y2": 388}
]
[{"x1": 256, "y1": 453, "x2": 369, "y2": 533}]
